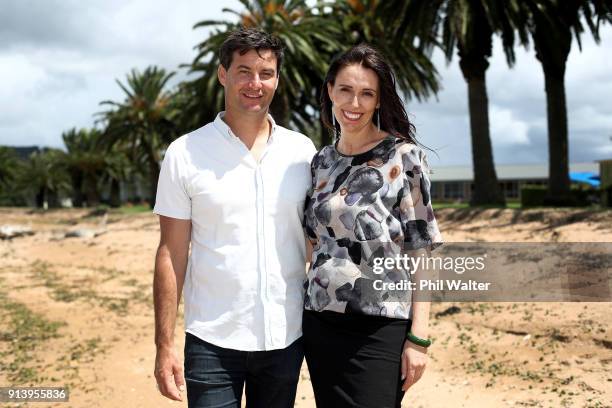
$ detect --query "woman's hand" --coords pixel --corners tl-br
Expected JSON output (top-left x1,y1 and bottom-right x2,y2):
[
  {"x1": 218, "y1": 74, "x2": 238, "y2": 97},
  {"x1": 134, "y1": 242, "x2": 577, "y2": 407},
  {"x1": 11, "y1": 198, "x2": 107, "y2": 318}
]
[{"x1": 400, "y1": 339, "x2": 428, "y2": 391}]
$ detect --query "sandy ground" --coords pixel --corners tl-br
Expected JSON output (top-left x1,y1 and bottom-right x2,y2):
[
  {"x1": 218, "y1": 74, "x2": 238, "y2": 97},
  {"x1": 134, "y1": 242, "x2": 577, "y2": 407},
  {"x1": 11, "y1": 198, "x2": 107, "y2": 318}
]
[{"x1": 0, "y1": 207, "x2": 611, "y2": 408}]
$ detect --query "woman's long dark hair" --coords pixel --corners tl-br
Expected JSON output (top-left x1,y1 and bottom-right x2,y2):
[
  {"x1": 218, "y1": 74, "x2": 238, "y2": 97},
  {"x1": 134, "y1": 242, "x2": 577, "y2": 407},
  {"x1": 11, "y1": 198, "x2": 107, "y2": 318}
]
[{"x1": 321, "y1": 44, "x2": 417, "y2": 145}]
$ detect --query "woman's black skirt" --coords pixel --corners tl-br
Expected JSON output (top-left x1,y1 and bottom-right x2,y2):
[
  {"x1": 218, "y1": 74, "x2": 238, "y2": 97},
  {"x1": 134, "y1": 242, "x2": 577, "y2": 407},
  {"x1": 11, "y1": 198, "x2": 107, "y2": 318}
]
[{"x1": 302, "y1": 310, "x2": 411, "y2": 408}]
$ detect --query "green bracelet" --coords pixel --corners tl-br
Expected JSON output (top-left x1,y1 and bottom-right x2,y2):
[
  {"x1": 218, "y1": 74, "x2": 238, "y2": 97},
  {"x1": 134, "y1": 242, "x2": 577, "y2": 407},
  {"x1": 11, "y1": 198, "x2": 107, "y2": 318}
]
[{"x1": 406, "y1": 331, "x2": 432, "y2": 348}]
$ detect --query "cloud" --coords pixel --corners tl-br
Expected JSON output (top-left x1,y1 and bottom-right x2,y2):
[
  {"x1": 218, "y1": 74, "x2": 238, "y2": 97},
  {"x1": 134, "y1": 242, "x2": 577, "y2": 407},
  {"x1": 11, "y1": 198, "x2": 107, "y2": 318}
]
[
  {"x1": 0, "y1": 1, "x2": 610, "y2": 167},
  {"x1": 412, "y1": 24, "x2": 612, "y2": 167},
  {"x1": 0, "y1": 0, "x2": 240, "y2": 148},
  {"x1": 489, "y1": 106, "x2": 530, "y2": 146}
]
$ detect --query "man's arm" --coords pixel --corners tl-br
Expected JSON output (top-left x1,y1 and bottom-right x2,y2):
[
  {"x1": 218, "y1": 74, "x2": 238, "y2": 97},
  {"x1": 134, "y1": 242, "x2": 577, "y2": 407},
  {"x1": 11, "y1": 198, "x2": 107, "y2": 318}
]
[{"x1": 153, "y1": 215, "x2": 191, "y2": 402}]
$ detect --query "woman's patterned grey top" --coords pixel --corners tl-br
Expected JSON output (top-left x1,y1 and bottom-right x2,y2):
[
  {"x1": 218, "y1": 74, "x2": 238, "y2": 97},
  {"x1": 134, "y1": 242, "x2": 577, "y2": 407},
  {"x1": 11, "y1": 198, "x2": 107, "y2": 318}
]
[{"x1": 303, "y1": 136, "x2": 443, "y2": 319}]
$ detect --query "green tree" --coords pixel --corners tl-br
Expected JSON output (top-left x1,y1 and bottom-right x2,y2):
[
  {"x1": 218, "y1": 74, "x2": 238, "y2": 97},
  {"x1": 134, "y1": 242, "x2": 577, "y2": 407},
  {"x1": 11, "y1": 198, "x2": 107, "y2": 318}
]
[
  {"x1": 99, "y1": 66, "x2": 178, "y2": 208},
  {"x1": 0, "y1": 147, "x2": 20, "y2": 188},
  {"x1": 62, "y1": 128, "x2": 107, "y2": 207},
  {"x1": 386, "y1": 0, "x2": 523, "y2": 206},
  {"x1": 0, "y1": 147, "x2": 24, "y2": 206},
  {"x1": 516, "y1": 0, "x2": 611, "y2": 201},
  {"x1": 102, "y1": 143, "x2": 133, "y2": 208},
  {"x1": 187, "y1": 0, "x2": 341, "y2": 135},
  {"x1": 317, "y1": 0, "x2": 441, "y2": 146},
  {"x1": 18, "y1": 149, "x2": 70, "y2": 209},
  {"x1": 330, "y1": 0, "x2": 440, "y2": 101}
]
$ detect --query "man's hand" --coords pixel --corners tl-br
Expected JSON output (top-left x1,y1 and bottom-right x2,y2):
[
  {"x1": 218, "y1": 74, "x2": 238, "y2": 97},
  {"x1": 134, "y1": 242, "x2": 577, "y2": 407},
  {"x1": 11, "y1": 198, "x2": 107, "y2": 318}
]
[
  {"x1": 400, "y1": 339, "x2": 428, "y2": 392},
  {"x1": 154, "y1": 345, "x2": 185, "y2": 401}
]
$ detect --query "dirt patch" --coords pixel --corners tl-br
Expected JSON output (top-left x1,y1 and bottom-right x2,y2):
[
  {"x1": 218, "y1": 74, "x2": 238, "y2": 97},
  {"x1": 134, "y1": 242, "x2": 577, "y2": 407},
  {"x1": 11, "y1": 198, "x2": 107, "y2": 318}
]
[{"x1": 0, "y1": 207, "x2": 610, "y2": 407}]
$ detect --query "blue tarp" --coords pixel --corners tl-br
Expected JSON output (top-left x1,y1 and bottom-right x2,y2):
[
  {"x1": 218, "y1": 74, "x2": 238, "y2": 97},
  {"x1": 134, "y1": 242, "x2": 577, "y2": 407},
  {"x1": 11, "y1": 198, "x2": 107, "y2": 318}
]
[{"x1": 569, "y1": 172, "x2": 600, "y2": 187}]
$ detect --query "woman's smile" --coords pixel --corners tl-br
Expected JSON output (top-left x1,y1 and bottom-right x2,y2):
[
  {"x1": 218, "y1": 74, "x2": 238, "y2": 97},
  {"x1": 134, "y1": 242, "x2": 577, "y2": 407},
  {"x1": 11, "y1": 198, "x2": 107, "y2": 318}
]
[{"x1": 341, "y1": 110, "x2": 363, "y2": 121}]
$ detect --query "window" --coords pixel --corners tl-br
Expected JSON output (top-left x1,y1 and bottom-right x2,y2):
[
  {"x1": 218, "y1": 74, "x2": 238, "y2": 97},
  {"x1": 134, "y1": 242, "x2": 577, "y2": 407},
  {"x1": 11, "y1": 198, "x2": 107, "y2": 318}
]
[{"x1": 443, "y1": 182, "x2": 464, "y2": 199}]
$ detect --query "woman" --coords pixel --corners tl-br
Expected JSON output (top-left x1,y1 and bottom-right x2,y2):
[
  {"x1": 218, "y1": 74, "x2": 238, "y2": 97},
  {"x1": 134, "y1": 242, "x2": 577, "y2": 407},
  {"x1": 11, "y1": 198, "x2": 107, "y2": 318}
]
[{"x1": 303, "y1": 44, "x2": 443, "y2": 408}]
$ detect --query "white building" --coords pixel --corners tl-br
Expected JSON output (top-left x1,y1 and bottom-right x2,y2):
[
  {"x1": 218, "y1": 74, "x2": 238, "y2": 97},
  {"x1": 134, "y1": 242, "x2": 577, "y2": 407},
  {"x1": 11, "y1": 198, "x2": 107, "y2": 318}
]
[{"x1": 429, "y1": 162, "x2": 599, "y2": 202}]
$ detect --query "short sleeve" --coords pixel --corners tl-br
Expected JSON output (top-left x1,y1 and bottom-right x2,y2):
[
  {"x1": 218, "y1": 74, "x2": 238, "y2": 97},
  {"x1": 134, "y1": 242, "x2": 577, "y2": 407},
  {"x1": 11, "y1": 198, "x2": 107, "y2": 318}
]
[
  {"x1": 302, "y1": 147, "x2": 319, "y2": 232},
  {"x1": 398, "y1": 145, "x2": 443, "y2": 251},
  {"x1": 304, "y1": 138, "x2": 318, "y2": 164},
  {"x1": 153, "y1": 142, "x2": 191, "y2": 220}
]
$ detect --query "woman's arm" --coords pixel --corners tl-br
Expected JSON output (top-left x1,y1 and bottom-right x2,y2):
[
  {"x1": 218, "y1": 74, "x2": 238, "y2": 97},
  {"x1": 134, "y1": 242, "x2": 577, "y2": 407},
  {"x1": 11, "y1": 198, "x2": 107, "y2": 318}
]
[{"x1": 401, "y1": 247, "x2": 432, "y2": 392}]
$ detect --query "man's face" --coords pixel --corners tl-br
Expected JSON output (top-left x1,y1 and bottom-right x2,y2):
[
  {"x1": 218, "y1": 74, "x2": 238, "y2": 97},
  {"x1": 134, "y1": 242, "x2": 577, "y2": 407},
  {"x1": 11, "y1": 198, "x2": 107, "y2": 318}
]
[{"x1": 218, "y1": 49, "x2": 279, "y2": 116}]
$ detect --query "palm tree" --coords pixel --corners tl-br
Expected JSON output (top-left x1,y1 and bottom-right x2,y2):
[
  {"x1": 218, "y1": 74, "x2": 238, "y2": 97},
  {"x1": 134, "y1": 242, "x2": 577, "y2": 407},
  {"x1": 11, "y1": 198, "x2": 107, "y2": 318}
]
[
  {"x1": 62, "y1": 128, "x2": 108, "y2": 207},
  {"x1": 187, "y1": 0, "x2": 341, "y2": 135},
  {"x1": 102, "y1": 143, "x2": 133, "y2": 208},
  {"x1": 0, "y1": 147, "x2": 24, "y2": 206},
  {"x1": 99, "y1": 66, "x2": 178, "y2": 208},
  {"x1": 0, "y1": 147, "x2": 20, "y2": 188},
  {"x1": 330, "y1": 0, "x2": 440, "y2": 101},
  {"x1": 516, "y1": 0, "x2": 611, "y2": 201},
  {"x1": 318, "y1": 0, "x2": 441, "y2": 146},
  {"x1": 385, "y1": 0, "x2": 521, "y2": 206},
  {"x1": 18, "y1": 149, "x2": 70, "y2": 209}
]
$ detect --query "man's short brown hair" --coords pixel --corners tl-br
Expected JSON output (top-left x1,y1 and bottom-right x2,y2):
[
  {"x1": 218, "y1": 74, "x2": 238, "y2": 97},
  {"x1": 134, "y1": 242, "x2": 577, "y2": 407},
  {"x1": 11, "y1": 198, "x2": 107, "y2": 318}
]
[{"x1": 219, "y1": 28, "x2": 284, "y2": 75}]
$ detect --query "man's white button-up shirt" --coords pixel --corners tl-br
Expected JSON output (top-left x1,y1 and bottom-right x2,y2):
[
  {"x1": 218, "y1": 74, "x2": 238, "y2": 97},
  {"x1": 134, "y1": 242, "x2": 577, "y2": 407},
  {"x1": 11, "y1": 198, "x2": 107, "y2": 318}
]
[{"x1": 154, "y1": 112, "x2": 317, "y2": 351}]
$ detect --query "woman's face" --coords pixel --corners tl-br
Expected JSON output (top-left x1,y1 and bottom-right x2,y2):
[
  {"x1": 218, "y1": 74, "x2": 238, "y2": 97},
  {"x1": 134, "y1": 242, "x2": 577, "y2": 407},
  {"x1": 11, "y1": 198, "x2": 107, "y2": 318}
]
[{"x1": 328, "y1": 63, "x2": 380, "y2": 135}]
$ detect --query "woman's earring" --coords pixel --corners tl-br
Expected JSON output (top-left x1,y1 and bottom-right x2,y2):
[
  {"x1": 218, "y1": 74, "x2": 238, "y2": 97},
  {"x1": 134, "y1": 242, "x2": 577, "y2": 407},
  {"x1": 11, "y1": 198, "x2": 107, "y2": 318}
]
[
  {"x1": 332, "y1": 104, "x2": 338, "y2": 140},
  {"x1": 376, "y1": 108, "x2": 380, "y2": 132}
]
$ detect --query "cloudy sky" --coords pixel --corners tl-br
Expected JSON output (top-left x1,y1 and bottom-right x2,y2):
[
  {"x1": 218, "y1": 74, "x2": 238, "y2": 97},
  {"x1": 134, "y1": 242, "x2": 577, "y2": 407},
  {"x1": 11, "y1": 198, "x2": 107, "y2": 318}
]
[{"x1": 1, "y1": 0, "x2": 611, "y2": 167}]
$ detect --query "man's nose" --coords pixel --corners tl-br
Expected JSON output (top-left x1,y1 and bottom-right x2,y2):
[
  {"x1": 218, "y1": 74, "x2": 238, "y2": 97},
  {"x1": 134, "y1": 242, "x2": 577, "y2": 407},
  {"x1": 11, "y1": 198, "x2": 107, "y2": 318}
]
[{"x1": 249, "y1": 74, "x2": 262, "y2": 88}]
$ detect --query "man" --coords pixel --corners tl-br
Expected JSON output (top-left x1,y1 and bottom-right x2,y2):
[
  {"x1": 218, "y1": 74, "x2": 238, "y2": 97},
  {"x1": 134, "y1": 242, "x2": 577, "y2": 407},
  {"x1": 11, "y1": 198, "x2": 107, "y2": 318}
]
[{"x1": 153, "y1": 28, "x2": 316, "y2": 408}]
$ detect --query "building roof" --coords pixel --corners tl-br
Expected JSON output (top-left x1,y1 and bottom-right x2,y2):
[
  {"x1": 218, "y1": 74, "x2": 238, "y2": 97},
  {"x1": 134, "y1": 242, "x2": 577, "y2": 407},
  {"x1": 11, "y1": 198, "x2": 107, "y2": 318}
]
[
  {"x1": 0, "y1": 146, "x2": 40, "y2": 160},
  {"x1": 430, "y1": 162, "x2": 599, "y2": 182}
]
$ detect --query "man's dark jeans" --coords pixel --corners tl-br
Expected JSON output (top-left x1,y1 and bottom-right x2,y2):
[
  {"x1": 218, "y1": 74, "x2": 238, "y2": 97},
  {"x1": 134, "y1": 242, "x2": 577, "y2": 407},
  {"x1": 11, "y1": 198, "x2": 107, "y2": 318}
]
[{"x1": 184, "y1": 332, "x2": 304, "y2": 408}]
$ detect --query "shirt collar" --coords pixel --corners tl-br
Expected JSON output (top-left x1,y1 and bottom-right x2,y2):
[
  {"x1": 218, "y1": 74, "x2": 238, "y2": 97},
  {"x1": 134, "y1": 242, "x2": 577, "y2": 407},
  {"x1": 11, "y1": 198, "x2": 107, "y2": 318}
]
[{"x1": 213, "y1": 111, "x2": 278, "y2": 144}]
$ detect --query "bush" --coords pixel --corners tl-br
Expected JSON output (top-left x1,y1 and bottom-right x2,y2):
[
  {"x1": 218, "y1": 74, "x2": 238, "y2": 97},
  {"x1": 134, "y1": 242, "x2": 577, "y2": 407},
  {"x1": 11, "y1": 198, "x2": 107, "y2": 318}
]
[
  {"x1": 520, "y1": 185, "x2": 548, "y2": 207},
  {"x1": 521, "y1": 184, "x2": 597, "y2": 207},
  {"x1": 87, "y1": 204, "x2": 109, "y2": 216}
]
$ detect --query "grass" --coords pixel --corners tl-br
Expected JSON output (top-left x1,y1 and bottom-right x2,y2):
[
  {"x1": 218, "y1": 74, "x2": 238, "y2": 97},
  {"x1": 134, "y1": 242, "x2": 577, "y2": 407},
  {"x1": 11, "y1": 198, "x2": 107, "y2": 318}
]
[
  {"x1": 432, "y1": 201, "x2": 521, "y2": 210},
  {"x1": 115, "y1": 204, "x2": 151, "y2": 214},
  {"x1": 0, "y1": 288, "x2": 67, "y2": 383},
  {"x1": 430, "y1": 201, "x2": 611, "y2": 210},
  {"x1": 59, "y1": 336, "x2": 105, "y2": 365},
  {"x1": 30, "y1": 261, "x2": 133, "y2": 316}
]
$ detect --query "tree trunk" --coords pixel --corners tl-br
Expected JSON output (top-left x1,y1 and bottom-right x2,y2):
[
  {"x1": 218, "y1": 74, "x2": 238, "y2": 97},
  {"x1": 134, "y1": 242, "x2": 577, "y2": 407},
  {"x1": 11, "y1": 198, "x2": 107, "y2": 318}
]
[
  {"x1": 109, "y1": 178, "x2": 121, "y2": 208},
  {"x1": 71, "y1": 171, "x2": 84, "y2": 207},
  {"x1": 532, "y1": 12, "x2": 572, "y2": 200},
  {"x1": 459, "y1": 57, "x2": 505, "y2": 206},
  {"x1": 85, "y1": 176, "x2": 100, "y2": 207},
  {"x1": 149, "y1": 159, "x2": 161, "y2": 209},
  {"x1": 36, "y1": 188, "x2": 45, "y2": 208},
  {"x1": 270, "y1": 86, "x2": 291, "y2": 127},
  {"x1": 542, "y1": 69, "x2": 570, "y2": 198}
]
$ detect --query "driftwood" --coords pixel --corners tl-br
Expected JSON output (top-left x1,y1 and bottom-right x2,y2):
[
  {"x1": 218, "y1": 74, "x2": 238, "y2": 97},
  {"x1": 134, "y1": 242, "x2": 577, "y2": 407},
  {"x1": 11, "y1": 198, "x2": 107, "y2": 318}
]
[
  {"x1": 0, "y1": 225, "x2": 35, "y2": 240},
  {"x1": 64, "y1": 213, "x2": 108, "y2": 239}
]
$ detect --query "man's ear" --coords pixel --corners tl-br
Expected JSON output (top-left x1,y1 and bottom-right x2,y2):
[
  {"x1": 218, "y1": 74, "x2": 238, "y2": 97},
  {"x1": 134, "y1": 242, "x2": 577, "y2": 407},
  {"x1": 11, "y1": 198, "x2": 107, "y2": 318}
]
[
  {"x1": 218, "y1": 65, "x2": 227, "y2": 87},
  {"x1": 275, "y1": 79, "x2": 279, "y2": 90}
]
